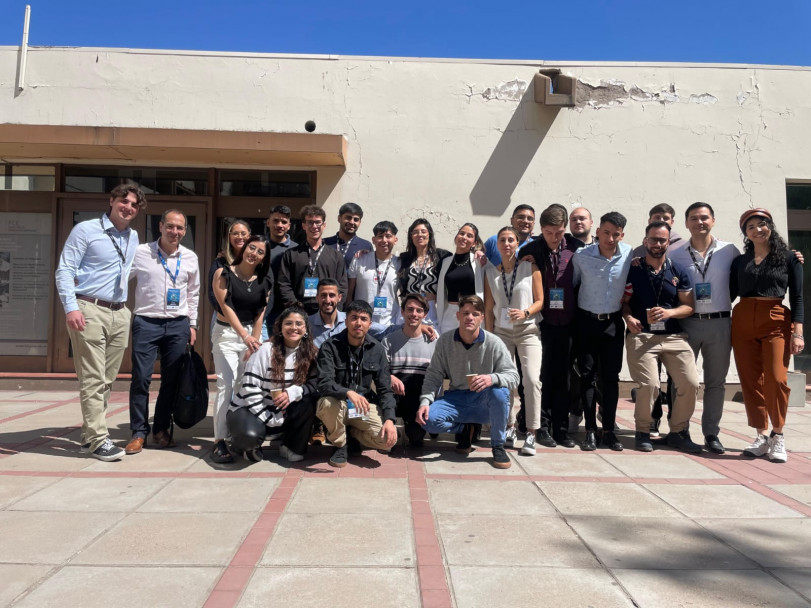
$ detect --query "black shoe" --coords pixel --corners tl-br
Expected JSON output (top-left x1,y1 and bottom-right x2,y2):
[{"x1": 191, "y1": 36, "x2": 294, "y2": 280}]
[
  {"x1": 666, "y1": 430, "x2": 703, "y2": 454},
  {"x1": 602, "y1": 431, "x2": 624, "y2": 451},
  {"x1": 211, "y1": 440, "x2": 234, "y2": 464},
  {"x1": 429, "y1": 433, "x2": 439, "y2": 440},
  {"x1": 536, "y1": 429, "x2": 557, "y2": 448},
  {"x1": 635, "y1": 432, "x2": 653, "y2": 452},
  {"x1": 471, "y1": 424, "x2": 483, "y2": 443},
  {"x1": 329, "y1": 444, "x2": 349, "y2": 468},
  {"x1": 704, "y1": 435, "x2": 725, "y2": 454},
  {"x1": 491, "y1": 445, "x2": 511, "y2": 469},
  {"x1": 650, "y1": 418, "x2": 661, "y2": 438},
  {"x1": 581, "y1": 431, "x2": 597, "y2": 451},
  {"x1": 553, "y1": 431, "x2": 576, "y2": 448},
  {"x1": 455, "y1": 424, "x2": 475, "y2": 454}
]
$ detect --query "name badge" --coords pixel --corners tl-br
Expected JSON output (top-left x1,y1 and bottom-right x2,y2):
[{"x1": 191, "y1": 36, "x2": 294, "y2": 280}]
[
  {"x1": 373, "y1": 296, "x2": 387, "y2": 316},
  {"x1": 549, "y1": 288, "x2": 565, "y2": 309},
  {"x1": 166, "y1": 288, "x2": 181, "y2": 309},
  {"x1": 118, "y1": 272, "x2": 127, "y2": 293},
  {"x1": 499, "y1": 307, "x2": 512, "y2": 329},
  {"x1": 649, "y1": 320, "x2": 666, "y2": 331},
  {"x1": 346, "y1": 399, "x2": 368, "y2": 421},
  {"x1": 695, "y1": 282, "x2": 712, "y2": 313},
  {"x1": 304, "y1": 277, "x2": 319, "y2": 297}
]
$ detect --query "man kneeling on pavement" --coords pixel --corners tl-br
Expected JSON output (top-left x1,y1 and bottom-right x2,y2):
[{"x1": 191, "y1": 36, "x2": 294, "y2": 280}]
[
  {"x1": 315, "y1": 300, "x2": 398, "y2": 467},
  {"x1": 417, "y1": 295, "x2": 519, "y2": 469}
]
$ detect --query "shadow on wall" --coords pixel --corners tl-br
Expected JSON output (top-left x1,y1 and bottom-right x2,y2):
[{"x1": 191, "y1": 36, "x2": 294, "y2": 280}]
[{"x1": 469, "y1": 84, "x2": 562, "y2": 217}]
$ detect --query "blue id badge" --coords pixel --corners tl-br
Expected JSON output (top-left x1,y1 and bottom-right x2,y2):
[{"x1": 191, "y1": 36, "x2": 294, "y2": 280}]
[
  {"x1": 549, "y1": 288, "x2": 564, "y2": 309},
  {"x1": 373, "y1": 296, "x2": 387, "y2": 317},
  {"x1": 304, "y1": 277, "x2": 319, "y2": 297},
  {"x1": 166, "y1": 288, "x2": 181, "y2": 309},
  {"x1": 346, "y1": 399, "x2": 368, "y2": 420},
  {"x1": 695, "y1": 282, "x2": 712, "y2": 313}
]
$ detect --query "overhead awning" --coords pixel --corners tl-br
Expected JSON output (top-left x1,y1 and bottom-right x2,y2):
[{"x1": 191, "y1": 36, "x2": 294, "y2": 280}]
[{"x1": 0, "y1": 124, "x2": 347, "y2": 167}]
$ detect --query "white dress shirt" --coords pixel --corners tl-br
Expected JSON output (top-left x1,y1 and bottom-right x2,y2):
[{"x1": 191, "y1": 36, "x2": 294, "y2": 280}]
[{"x1": 130, "y1": 241, "x2": 200, "y2": 324}]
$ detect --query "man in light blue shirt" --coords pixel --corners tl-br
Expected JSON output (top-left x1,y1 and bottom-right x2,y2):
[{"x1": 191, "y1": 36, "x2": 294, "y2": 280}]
[
  {"x1": 55, "y1": 182, "x2": 145, "y2": 462},
  {"x1": 571, "y1": 211, "x2": 633, "y2": 451},
  {"x1": 483, "y1": 204, "x2": 536, "y2": 266},
  {"x1": 309, "y1": 279, "x2": 347, "y2": 349}
]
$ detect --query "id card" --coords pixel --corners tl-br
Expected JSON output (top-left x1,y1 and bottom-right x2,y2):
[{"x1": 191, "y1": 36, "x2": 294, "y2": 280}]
[
  {"x1": 549, "y1": 288, "x2": 565, "y2": 310},
  {"x1": 695, "y1": 282, "x2": 712, "y2": 313},
  {"x1": 346, "y1": 399, "x2": 368, "y2": 421},
  {"x1": 166, "y1": 288, "x2": 181, "y2": 309},
  {"x1": 373, "y1": 296, "x2": 387, "y2": 317},
  {"x1": 498, "y1": 307, "x2": 512, "y2": 329},
  {"x1": 304, "y1": 277, "x2": 319, "y2": 297},
  {"x1": 650, "y1": 320, "x2": 666, "y2": 331},
  {"x1": 118, "y1": 271, "x2": 127, "y2": 292}
]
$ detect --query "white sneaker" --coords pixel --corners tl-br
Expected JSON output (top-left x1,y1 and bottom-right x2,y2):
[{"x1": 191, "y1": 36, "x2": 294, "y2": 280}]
[
  {"x1": 520, "y1": 433, "x2": 536, "y2": 456},
  {"x1": 767, "y1": 434, "x2": 788, "y2": 463},
  {"x1": 279, "y1": 444, "x2": 304, "y2": 463},
  {"x1": 743, "y1": 434, "x2": 770, "y2": 458},
  {"x1": 90, "y1": 438, "x2": 124, "y2": 462},
  {"x1": 505, "y1": 427, "x2": 517, "y2": 449},
  {"x1": 568, "y1": 414, "x2": 582, "y2": 434}
]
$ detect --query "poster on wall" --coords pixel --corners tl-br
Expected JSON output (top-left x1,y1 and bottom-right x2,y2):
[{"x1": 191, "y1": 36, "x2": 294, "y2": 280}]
[{"x1": 0, "y1": 213, "x2": 51, "y2": 356}]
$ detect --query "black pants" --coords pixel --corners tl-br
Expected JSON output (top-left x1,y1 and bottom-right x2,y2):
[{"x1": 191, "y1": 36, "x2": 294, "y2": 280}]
[
  {"x1": 576, "y1": 311, "x2": 624, "y2": 433},
  {"x1": 396, "y1": 375, "x2": 426, "y2": 443},
  {"x1": 281, "y1": 395, "x2": 318, "y2": 455},
  {"x1": 539, "y1": 321, "x2": 573, "y2": 435},
  {"x1": 129, "y1": 315, "x2": 190, "y2": 438}
]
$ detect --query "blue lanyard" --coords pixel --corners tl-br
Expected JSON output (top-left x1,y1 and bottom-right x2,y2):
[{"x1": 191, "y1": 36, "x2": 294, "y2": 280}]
[{"x1": 156, "y1": 245, "x2": 181, "y2": 286}]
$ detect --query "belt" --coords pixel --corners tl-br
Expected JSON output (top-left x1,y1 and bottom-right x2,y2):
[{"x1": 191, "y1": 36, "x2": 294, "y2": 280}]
[
  {"x1": 76, "y1": 294, "x2": 126, "y2": 311},
  {"x1": 579, "y1": 308, "x2": 621, "y2": 321},
  {"x1": 216, "y1": 319, "x2": 231, "y2": 327},
  {"x1": 691, "y1": 311, "x2": 731, "y2": 320}
]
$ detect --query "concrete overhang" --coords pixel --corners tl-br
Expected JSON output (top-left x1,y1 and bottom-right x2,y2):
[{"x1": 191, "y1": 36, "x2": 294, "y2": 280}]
[{"x1": 0, "y1": 124, "x2": 347, "y2": 167}]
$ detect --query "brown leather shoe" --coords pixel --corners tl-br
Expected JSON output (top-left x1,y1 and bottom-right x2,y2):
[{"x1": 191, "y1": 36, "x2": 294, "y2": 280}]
[
  {"x1": 125, "y1": 436, "x2": 145, "y2": 455},
  {"x1": 152, "y1": 430, "x2": 176, "y2": 449}
]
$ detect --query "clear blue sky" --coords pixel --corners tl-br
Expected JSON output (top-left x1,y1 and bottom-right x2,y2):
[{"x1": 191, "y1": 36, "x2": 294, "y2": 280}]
[{"x1": 1, "y1": 0, "x2": 809, "y2": 66}]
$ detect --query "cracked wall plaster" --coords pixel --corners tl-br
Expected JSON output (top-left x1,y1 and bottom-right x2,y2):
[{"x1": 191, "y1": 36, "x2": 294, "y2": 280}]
[
  {"x1": 465, "y1": 78, "x2": 528, "y2": 102},
  {"x1": 575, "y1": 79, "x2": 716, "y2": 108}
]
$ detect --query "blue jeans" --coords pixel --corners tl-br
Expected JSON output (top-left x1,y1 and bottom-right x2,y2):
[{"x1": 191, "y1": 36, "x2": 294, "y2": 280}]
[{"x1": 422, "y1": 387, "x2": 511, "y2": 447}]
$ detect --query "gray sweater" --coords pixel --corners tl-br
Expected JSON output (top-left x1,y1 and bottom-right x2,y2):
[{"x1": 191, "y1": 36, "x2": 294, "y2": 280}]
[{"x1": 419, "y1": 329, "x2": 519, "y2": 406}]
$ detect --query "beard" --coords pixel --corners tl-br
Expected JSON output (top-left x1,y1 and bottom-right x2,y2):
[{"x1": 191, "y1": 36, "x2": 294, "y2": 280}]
[{"x1": 645, "y1": 247, "x2": 665, "y2": 258}]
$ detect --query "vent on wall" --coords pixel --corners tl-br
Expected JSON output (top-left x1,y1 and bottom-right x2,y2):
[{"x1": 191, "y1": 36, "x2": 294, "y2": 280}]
[{"x1": 534, "y1": 69, "x2": 577, "y2": 107}]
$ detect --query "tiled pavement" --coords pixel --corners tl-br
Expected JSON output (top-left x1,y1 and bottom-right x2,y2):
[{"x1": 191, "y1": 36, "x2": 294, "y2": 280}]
[{"x1": 1, "y1": 390, "x2": 811, "y2": 607}]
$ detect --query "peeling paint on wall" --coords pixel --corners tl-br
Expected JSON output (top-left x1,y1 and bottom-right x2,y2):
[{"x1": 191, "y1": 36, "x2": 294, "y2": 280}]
[
  {"x1": 689, "y1": 93, "x2": 718, "y2": 105},
  {"x1": 576, "y1": 80, "x2": 683, "y2": 108},
  {"x1": 465, "y1": 78, "x2": 528, "y2": 103}
]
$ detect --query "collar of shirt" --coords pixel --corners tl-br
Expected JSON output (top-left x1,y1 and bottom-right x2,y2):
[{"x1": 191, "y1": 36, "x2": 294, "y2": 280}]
[
  {"x1": 311, "y1": 310, "x2": 346, "y2": 328},
  {"x1": 100, "y1": 212, "x2": 131, "y2": 237},
  {"x1": 453, "y1": 328, "x2": 485, "y2": 345}
]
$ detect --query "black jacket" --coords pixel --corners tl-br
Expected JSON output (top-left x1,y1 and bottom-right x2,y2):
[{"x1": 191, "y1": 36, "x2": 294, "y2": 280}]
[{"x1": 316, "y1": 329, "x2": 396, "y2": 422}]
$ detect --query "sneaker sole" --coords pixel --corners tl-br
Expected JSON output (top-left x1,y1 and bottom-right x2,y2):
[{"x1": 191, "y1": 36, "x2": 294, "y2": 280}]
[
  {"x1": 520, "y1": 448, "x2": 536, "y2": 456},
  {"x1": 91, "y1": 450, "x2": 124, "y2": 462},
  {"x1": 455, "y1": 446, "x2": 475, "y2": 454},
  {"x1": 742, "y1": 450, "x2": 767, "y2": 458},
  {"x1": 328, "y1": 459, "x2": 347, "y2": 468},
  {"x1": 492, "y1": 460, "x2": 512, "y2": 469}
]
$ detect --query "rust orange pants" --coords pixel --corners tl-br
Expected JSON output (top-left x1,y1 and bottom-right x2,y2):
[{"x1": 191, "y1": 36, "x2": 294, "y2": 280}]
[{"x1": 731, "y1": 298, "x2": 791, "y2": 430}]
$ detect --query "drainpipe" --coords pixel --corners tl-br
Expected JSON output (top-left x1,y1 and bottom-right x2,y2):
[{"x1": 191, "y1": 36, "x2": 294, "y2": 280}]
[{"x1": 17, "y1": 5, "x2": 31, "y2": 91}]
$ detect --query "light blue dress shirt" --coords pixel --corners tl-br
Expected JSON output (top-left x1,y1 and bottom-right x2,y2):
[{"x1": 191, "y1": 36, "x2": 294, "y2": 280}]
[
  {"x1": 572, "y1": 242, "x2": 633, "y2": 314},
  {"x1": 55, "y1": 214, "x2": 139, "y2": 313},
  {"x1": 309, "y1": 310, "x2": 347, "y2": 348}
]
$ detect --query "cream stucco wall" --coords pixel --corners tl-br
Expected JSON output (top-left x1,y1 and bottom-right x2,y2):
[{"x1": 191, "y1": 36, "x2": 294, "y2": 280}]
[{"x1": 3, "y1": 47, "x2": 810, "y2": 382}]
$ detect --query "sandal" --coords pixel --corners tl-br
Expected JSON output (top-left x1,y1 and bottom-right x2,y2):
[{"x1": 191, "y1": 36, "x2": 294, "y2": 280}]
[{"x1": 211, "y1": 440, "x2": 234, "y2": 464}]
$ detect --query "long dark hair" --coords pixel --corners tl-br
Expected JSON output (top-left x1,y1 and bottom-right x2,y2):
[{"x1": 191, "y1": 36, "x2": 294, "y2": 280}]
[
  {"x1": 404, "y1": 218, "x2": 438, "y2": 263},
  {"x1": 233, "y1": 235, "x2": 272, "y2": 281},
  {"x1": 271, "y1": 307, "x2": 317, "y2": 386},
  {"x1": 743, "y1": 216, "x2": 789, "y2": 268}
]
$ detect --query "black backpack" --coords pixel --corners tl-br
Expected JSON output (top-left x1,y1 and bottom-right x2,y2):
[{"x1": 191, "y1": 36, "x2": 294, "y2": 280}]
[{"x1": 173, "y1": 345, "x2": 209, "y2": 429}]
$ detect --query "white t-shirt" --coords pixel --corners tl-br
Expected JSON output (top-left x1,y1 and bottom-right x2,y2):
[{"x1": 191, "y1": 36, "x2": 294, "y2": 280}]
[{"x1": 348, "y1": 251, "x2": 402, "y2": 325}]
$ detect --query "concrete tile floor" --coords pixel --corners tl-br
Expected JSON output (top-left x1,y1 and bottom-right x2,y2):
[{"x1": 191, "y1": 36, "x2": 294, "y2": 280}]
[{"x1": 1, "y1": 391, "x2": 810, "y2": 607}]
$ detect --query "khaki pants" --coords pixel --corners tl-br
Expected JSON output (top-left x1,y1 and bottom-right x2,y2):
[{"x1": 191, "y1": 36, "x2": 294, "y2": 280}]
[
  {"x1": 67, "y1": 300, "x2": 132, "y2": 451},
  {"x1": 625, "y1": 333, "x2": 699, "y2": 433},
  {"x1": 316, "y1": 396, "x2": 391, "y2": 451}
]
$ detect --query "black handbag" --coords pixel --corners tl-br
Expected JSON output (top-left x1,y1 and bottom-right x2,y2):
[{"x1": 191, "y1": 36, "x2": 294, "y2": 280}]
[{"x1": 173, "y1": 344, "x2": 209, "y2": 429}]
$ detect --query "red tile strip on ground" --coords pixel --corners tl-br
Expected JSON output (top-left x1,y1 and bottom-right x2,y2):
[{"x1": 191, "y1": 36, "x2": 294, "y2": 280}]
[
  {"x1": 0, "y1": 396, "x2": 79, "y2": 424},
  {"x1": 202, "y1": 469, "x2": 303, "y2": 608}
]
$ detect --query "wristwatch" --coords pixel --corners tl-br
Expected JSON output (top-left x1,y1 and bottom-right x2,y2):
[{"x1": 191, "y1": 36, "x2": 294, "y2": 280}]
[{"x1": 524, "y1": 310, "x2": 530, "y2": 318}]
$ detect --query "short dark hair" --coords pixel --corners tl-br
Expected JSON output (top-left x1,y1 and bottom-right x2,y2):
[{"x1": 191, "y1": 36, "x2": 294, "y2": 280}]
[
  {"x1": 540, "y1": 205, "x2": 568, "y2": 227},
  {"x1": 599, "y1": 211, "x2": 627, "y2": 230},
  {"x1": 301, "y1": 205, "x2": 326, "y2": 221},
  {"x1": 160, "y1": 209, "x2": 187, "y2": 226},
  {"x1": 684, "y1": 202, "x2": 715, "y2": 219},
  {"x1": 317, "y1": 278, "x2": 340, "y2": 291},
  {"x1": 269, "y1": 205, "x2": 292, "y2": 218},
  {"x1": 110, "y1": 181, "x2": 147, "y2": 208},
  {"x1": 339, "y1": 202, "x2": 363, "y2": 217},
  {"x1": 648, "y1": 204, "x2": 676, "y2": 218},
  {"x1": 401, "y1": 292, "x2": 429, "y2": 314},
  {"x1": 373, "y1": 220, "x2": 398, "y2": 236},
  {"x1": 511, "y1": 204, "x2": 535, "y2": 217},
  {"x1": 346, "y1": 299, "x2": 372, "y2": 318},
  {"x1": 645, "y1": 220, "x2": 672, "y2": 236},
  {"x1": 458, "y1": 294, "x2": 485, "y2": 314}
]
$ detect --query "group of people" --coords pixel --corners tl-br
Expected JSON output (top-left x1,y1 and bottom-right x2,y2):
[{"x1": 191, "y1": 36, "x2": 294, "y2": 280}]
[{"x1": 55, "y1": 182, "x2": 804, "y2": 470}]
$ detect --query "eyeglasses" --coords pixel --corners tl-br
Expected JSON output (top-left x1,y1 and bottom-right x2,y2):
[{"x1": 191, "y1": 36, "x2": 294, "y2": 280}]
[
  {"x1": 282, "y1": 320, "x2": 307, "y2": 328},
  {"x1": 304, "y1": 220, "x2": 324, "y2": 227},
  {"x1": 646, "y1": 237, "x2": 668, "y2": 245},
  {"x1": 245, "y1": 244, "x2": 266, "y2": 255},
  {"x1": 513, "y1": 215, "x2": 534, "y2": 222},
  {"x1": 230, "y1": 231, "x2": 249, "y2": 238}
]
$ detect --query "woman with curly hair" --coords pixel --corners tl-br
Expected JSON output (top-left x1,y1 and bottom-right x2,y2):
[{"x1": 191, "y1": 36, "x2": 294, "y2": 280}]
[
  {"x1": 398, "y1": 218, "x2": 451, "y2": 326},
  {"x1": 731, "y1": 208, "x2": 804, "y2": 463},
  {"x1": 229, "y1": 307, "x2": 319, "y2": 462}
]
